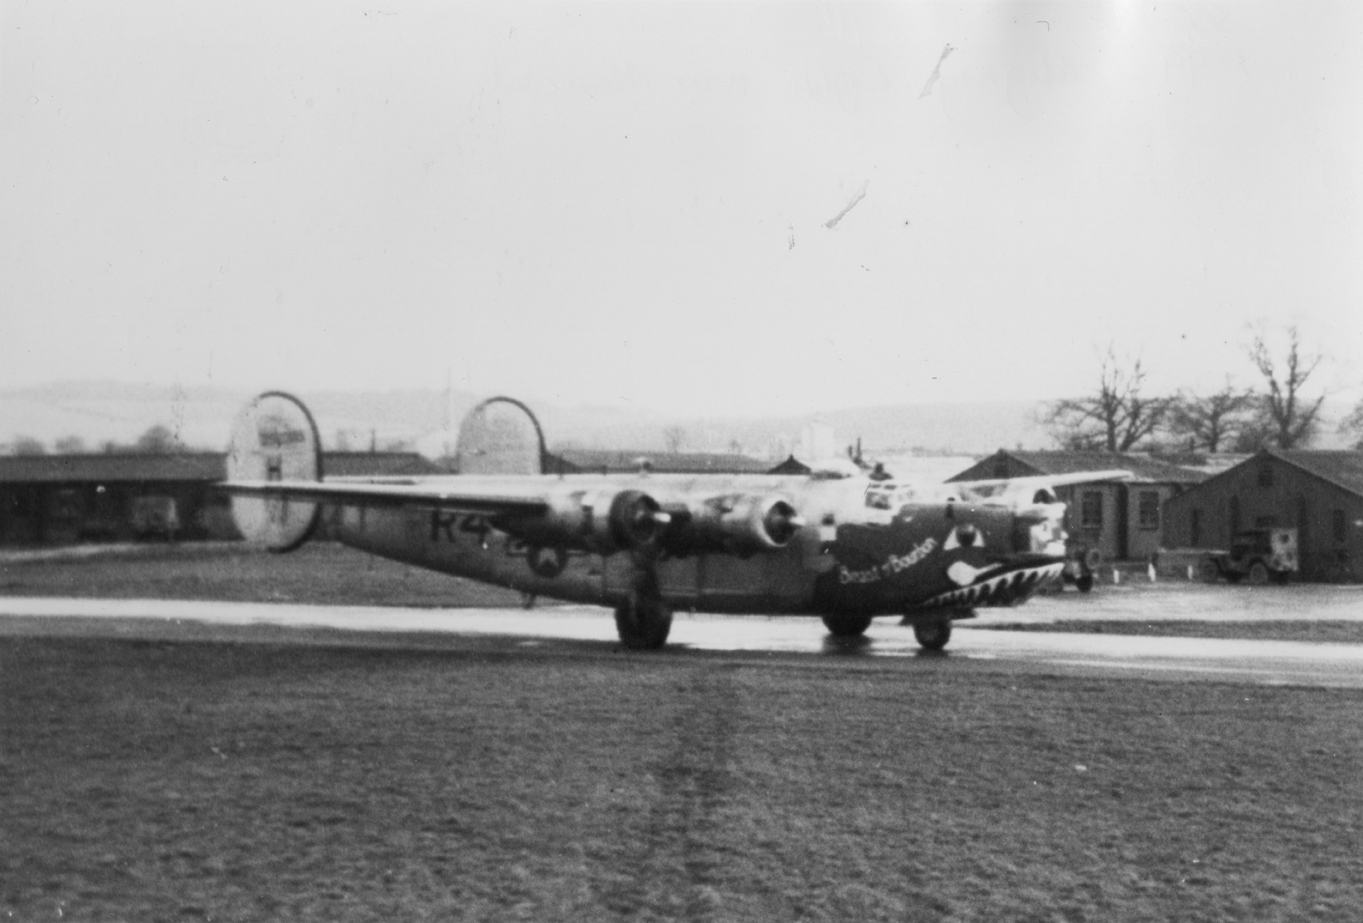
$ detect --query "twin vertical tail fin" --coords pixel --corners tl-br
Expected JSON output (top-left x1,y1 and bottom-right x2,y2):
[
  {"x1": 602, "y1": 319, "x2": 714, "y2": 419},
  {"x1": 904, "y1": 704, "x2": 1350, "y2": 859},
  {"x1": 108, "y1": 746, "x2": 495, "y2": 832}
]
[{"x1": 226, "y1": 391, "x2": 323, "y2": 552}]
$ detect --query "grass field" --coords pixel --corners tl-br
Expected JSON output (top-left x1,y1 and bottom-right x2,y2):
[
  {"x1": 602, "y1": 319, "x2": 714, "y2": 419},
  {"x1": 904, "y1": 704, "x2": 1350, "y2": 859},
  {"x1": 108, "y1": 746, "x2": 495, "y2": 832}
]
[
  {"x1": 4, "y1": 634, "x2": 1363, "y2": 922},
  {"x1": 4, "y1": 542, "x2": 1363, "y2": 920},
  {"x1": 0, "y1": 542, "x2": 525, "y2": 609}
]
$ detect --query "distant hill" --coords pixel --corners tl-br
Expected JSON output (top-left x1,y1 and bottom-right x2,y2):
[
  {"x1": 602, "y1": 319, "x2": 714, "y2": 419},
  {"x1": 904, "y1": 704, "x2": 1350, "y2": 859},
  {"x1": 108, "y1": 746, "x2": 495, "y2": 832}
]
[
  {"x1": 0, "y1": 381, "x2": 1051, "y2": 458},
  {"x1": 2, "y1": 381, "x2": 1352, "y2": 458}
]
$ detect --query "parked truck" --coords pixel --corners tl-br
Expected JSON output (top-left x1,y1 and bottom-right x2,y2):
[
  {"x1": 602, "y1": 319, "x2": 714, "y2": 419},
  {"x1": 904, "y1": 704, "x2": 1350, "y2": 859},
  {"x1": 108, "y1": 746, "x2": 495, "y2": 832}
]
[{"x1": 1198, "y1": 528, "x2": 1298, "y2": 585}]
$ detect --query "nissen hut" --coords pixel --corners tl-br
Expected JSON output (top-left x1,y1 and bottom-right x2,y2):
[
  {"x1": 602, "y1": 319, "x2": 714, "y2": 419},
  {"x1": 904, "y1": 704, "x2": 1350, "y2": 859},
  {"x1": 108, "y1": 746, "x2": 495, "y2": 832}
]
[
  {"x1": 948, "y1": 450, "x2": 1209, "y2": 564},
  {"x1": 1162, "y1": 450, "x2": 1363, "y2": 582}
]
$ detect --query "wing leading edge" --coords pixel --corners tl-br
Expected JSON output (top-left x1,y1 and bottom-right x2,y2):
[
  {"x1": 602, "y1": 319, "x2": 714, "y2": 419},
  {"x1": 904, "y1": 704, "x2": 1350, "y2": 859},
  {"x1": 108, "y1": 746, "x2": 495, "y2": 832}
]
[{"x1": 219, "y1": 478, "x2": 550, "y2": 516}]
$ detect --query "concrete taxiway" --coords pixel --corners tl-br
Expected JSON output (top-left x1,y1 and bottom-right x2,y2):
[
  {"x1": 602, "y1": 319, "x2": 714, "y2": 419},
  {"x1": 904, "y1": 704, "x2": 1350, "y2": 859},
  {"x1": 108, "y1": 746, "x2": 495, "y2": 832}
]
[{"x1": 3, "y1": 592, "x2": 1363, "y2": 689}]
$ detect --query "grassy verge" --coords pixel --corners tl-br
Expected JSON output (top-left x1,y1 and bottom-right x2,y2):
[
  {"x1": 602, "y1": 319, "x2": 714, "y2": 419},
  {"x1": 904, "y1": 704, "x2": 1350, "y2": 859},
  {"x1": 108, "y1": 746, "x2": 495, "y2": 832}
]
[
  {"x1": 0, "y1": 541, "x2": 525, "y2": 608},
  {"x1": 3, "y1": 635, "x2": 1362, "y2": 922}
]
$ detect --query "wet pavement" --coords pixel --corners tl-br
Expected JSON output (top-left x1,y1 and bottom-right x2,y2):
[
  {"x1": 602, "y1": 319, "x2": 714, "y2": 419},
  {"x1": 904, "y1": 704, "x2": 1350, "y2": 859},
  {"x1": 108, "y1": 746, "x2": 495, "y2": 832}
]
[{"x1": 3, "y1": 586, "x2": 1363, "y2": 688}]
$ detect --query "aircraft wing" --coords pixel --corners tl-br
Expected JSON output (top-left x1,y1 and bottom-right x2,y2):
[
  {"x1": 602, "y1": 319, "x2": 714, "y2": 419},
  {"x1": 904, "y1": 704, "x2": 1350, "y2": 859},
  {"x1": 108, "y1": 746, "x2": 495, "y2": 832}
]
[
  {"x1": 220, "y1": 478, "x2": 550, "y2": 515},
  {"x1": 220, "y1": 475, "x2": 803, "y2": 557},
  {"x1": 948, "y1": 469, "x2": 1134, "y2": 504},
  {"x1": 952, "y1": 469, "x2": 1134, "y2": 492}
]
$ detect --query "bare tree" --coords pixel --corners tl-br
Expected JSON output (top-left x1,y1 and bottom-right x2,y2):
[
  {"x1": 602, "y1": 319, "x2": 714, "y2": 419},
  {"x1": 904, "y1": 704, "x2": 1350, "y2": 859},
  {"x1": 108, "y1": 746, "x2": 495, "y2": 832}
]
[
  {"x1": 1340, "y1": 398, "x2": 1363, "y2": 450},
  {"x1": 1043, "y1": 346, "x2": 1172, "y2": 452},
  {"x1": 10, "y1": 435, "x2": 47, "y2": 456},
  {"x1": 1245, "y1": 323, "x2": 1326, "y2": 449},
  {"x1": 1168, "y1": 382, "x2": 1256, "y2": 453},
  {"x1": 662, "y1": 425, "x2": 688, "y2": 454},
  {"x1": 135, "y1": 424, "x2": 182, "y2": 454},
  {"x1": 53, "y1": 435, "x2": 87, "y2": 454}
]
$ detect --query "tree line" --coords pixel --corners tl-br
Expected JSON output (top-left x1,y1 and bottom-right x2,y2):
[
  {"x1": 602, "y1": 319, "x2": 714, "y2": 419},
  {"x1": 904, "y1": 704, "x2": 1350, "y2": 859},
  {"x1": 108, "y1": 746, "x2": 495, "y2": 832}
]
[
  {"x1": 1043, "y1": 323, "x2": 1362, "y2": 454},
  {"x1": 6, "y1": 424, "x2": 185, "y2": 457}
]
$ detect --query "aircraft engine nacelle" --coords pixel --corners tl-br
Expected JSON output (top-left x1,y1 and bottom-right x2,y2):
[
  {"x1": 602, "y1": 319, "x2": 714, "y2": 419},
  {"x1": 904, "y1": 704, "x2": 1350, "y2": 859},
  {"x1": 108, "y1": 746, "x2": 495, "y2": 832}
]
[
  {"x1": 663, "y1": 493, "x2": 805, "y2": 557},
  {"x1": 511, "y1": 488, "x2": 670, "y2": 555}
]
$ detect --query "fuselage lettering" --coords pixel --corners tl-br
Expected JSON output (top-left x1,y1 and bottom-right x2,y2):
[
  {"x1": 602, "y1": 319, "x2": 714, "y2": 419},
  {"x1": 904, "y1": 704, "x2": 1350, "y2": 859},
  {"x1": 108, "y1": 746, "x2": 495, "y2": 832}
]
[
  {"x1": 837, "y1": 537, "x2": 937, "y2": 585},
  {"x1": 430, "y1": 511, "x2": 493, "y2": 545}
]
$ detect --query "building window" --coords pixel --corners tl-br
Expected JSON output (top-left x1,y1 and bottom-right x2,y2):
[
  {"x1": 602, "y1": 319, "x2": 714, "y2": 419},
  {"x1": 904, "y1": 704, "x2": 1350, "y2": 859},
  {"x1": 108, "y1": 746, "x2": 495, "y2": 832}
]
[
  {"x1": 1190, "y1": 509, "x2": 1202, "y2": 547},
  {"x1": 1258, "y1": 464, "x2": 1274, "y2": 488},
  {"x1": 1081, "y1": 491, "x2": 1103, "y2": 529},
  {"x1": 1335, "y1": 509, "x2": 1348, "y2": 544},
  {"x1": 1138, "y1": 491, "x2": 1160, "y2": 530}
]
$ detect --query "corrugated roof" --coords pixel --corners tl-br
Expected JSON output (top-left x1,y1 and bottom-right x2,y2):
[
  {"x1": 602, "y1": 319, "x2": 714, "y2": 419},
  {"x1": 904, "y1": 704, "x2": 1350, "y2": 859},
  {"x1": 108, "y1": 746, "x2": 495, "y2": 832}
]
[
  {"x1": 0, "y1": 452, "x2": 440, "y2": 484},
  {"x1": 1273, "y1": 450, "x2": 1363, "y2": 498},
  {"x1": 555, "y1": 449, "x2": 773, "y2": 475},
  {"x1": 0, "y1": 453, "x2": 226, "y2": 483},
  {"x1": 954, "y1": 450, "x2": 1211, "y2": 484},
  {"x1": 323, "y1": 453, "x2": 443, "y2": 477}
]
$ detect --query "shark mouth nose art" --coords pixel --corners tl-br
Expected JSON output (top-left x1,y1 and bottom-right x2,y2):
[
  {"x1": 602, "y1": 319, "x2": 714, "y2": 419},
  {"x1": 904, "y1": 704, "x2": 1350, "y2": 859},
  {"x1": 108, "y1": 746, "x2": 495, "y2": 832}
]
[{"x1": 921, "y1": 560, "x2": 1064, "y2": 610}]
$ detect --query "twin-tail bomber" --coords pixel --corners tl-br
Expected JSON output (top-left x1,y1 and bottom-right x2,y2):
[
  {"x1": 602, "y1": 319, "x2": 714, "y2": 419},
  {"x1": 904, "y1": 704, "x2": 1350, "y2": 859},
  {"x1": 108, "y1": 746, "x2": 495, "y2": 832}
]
[{"x1": 221, "y1": 392, "x2": 1131, "y2": 651}]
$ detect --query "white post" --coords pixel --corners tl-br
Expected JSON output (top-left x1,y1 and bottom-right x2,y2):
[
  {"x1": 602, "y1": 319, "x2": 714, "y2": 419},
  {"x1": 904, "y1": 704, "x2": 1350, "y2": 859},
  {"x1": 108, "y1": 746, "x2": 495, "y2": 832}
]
[{"x1": 1113, "y1": 568, "x2": 1120, "y2": 585}]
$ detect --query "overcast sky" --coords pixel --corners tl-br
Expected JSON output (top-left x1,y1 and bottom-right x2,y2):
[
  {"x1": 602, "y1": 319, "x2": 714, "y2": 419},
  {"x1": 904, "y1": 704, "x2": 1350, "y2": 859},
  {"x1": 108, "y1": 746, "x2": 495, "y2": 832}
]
[{"x1": 3, "y1": 1, "x2": 1360, "y2": 417}]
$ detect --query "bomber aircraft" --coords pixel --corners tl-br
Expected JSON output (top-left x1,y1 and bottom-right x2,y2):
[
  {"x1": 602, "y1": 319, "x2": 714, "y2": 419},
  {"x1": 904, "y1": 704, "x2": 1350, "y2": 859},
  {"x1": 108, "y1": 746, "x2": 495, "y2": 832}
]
[{"x1": 221, "y1": 392, "x2": 1131, "y2": 651}]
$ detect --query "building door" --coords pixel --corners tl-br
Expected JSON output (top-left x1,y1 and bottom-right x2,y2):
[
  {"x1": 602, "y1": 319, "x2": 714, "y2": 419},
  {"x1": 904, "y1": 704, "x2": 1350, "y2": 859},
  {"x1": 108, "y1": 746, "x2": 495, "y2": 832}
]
[
  {"x1": 1116, "y1": 484, "x2": 1130, "y2": 561},
  {"x1": 1296, "y1": 496, "x2": 1310, "y2": 579}
]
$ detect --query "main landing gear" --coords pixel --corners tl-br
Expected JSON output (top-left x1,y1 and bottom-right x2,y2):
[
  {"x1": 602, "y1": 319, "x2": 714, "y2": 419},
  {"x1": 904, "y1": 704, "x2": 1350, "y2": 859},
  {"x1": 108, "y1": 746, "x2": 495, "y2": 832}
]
[
  {"x1": 821, "y1": 611, "x2": 874, "y2": 638},
  {"x1": 614, "y1": 596, "x2": 673, "y2": 650},
  {"x1": 615, "y1": 563, "x2": 673, "y2": 650}
]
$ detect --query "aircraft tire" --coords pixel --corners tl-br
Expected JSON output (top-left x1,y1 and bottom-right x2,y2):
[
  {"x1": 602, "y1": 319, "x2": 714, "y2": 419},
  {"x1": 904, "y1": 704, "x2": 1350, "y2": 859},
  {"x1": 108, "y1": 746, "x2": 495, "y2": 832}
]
[
  {"x1": 913, "y1": 619, "x2": 952, "y2": 651},
  {"x1": 1075, "y1": 573, "x2": 1095, "y2": 593},
  {"x1": 615, "y1": 597, "x2": 673, "y2": 650},
  {"x1": 821, "y1": 611, "x2": 873, "y2": 637},
  {"x1": 1198, "y1": 559, "x2": 1222, "y2": 583}
]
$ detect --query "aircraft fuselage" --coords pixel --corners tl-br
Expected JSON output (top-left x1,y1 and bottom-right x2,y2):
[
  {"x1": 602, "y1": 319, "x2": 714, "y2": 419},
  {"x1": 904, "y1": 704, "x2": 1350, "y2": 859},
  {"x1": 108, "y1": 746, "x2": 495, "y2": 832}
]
[{"x1": 322, "y1": 473, "x2": 1061, "y2": 618}]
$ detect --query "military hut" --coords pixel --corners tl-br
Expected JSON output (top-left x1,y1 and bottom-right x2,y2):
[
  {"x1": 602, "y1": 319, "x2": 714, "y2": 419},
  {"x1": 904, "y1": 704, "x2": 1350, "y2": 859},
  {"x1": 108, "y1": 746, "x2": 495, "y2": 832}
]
[
  {"x1": 948, "y1": 450, "x2": 1209, "y2": 563},
  {"x1": 1162, "y1": 449, "x2": 1363, "y2": 582}
]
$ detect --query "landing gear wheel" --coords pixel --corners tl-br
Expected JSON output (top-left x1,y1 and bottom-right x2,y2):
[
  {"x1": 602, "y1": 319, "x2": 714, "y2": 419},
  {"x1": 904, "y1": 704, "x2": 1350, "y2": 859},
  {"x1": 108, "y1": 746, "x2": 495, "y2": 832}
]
[
  {"x1": 913, "y1": 619, "x2": 952, "y2": 651},
  {"x1": 1075, "y1": 573, "x2": 1095, "y2": 593},
  {"x1": 821, "y1": 611, "x2": 873, "y2": 638},
  {"x1": 614, "y1": 597, "x2": 673, "y2": 650},
  {"x1": 1246, "y1": 561, "x2": 1270, "y2": 586}
]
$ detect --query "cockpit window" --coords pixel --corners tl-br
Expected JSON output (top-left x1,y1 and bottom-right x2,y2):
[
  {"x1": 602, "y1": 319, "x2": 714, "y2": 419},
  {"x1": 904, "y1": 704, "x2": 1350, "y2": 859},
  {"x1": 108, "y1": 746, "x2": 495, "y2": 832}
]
[{"x1": 865, "y1": 482, "x2": 916, "y2": 511}]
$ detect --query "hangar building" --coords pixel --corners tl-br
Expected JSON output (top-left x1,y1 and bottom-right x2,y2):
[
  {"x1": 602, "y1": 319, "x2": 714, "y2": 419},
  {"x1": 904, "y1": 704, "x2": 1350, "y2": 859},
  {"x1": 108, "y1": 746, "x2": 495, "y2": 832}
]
[
  {"x1": 1162, "y1": 449, "x2": 1363, "y2": 582},
  {"x1": 948, "y1": 450, "x2": 1211, "y2": 563},
  {"x1": 0, "y1": 452, "x2": 440, "y2": 546}
]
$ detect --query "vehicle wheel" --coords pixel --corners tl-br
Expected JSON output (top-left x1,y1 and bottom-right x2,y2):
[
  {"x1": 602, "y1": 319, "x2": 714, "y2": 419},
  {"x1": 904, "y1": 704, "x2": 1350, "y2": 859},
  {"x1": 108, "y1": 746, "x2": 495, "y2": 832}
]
[
  {"x1": 1198, "y1": 559, "x2": 1221, "y2": 583},
  {"x1": 913, "y1": 619, "x2": 952, "y2": 651},
  {"x1": 822, "y1": 611, "x2": 873, "y2": 637},
  {"x1": 1076, "y1": 573, "x2": 1095, "y2": 593},
  {"x1": 1246, "y1": 561, "x2": 1270, "y2": 586},
  {"x1": 614, "y1": 597, "x2": 673, "y2": 650}
]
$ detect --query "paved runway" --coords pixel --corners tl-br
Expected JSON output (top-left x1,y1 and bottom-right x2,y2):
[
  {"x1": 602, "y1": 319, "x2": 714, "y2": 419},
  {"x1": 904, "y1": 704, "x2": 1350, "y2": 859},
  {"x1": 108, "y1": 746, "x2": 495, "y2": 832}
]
[{"x1": 3, "y1": 594, "x2": 1363, "y2": 689}]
